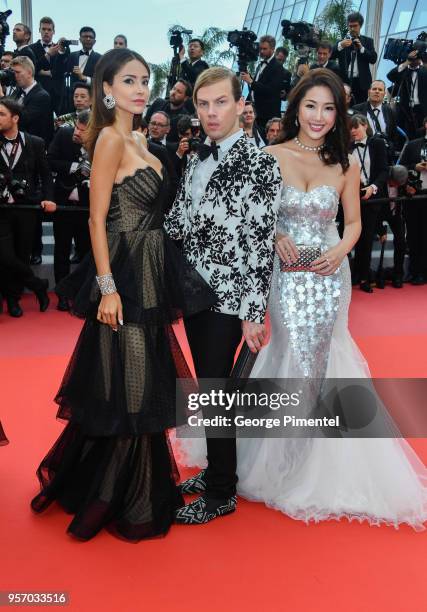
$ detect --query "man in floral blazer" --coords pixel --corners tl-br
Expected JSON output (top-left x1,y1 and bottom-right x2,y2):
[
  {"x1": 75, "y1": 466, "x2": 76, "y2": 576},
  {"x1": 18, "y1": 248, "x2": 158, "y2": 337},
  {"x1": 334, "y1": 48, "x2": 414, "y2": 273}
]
[{"x1": 164, "y1": 66, "x2": 282, "y2": 524}]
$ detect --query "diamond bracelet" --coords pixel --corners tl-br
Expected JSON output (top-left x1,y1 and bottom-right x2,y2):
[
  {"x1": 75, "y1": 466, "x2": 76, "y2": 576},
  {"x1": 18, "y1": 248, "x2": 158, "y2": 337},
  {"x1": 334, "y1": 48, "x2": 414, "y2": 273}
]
[{"x1": 96, "y1": 273, "x2": 117, "y2": 295}]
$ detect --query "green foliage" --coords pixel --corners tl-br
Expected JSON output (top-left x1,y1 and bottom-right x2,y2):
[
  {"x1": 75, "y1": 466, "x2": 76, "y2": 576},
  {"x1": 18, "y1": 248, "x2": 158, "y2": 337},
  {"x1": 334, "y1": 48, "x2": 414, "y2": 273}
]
[{"x1": 315, "y1": 0, "x2": 356, "y2": 42}]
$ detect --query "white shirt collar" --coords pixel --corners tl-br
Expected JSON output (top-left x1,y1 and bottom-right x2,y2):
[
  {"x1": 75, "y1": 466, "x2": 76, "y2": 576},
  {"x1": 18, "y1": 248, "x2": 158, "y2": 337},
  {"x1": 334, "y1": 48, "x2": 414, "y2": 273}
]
[
  {"x1": 23, "y1": 81, "x2": 37, "y2": 95},
  {"x1": 206, "y1": 128, "x2": 243, "y2": 153},
  {"x1": 370, "y1": 103, "x2": 383, "y2": 111}
]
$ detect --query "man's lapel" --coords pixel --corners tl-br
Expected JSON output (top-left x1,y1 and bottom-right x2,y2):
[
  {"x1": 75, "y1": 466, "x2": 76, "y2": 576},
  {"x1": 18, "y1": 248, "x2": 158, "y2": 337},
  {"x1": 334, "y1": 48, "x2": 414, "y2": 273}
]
[{"x1": 200, "y1": 136, "x2": 247, "y2": 204}]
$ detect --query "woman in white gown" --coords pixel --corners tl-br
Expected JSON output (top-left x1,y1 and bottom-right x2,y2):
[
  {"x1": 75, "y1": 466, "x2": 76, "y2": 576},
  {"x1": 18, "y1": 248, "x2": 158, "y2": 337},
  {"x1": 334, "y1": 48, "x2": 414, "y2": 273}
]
[{"x1": 178, "y1": 69, "x2": 427, "y2": 530}]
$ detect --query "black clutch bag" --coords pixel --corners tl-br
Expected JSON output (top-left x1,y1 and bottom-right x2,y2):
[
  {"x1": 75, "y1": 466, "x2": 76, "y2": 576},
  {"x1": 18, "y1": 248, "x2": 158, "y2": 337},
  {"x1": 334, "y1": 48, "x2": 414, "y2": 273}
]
[
  {"x1": 280, "y1": 245, "x2": 321, "y2": 272},
  {"x1": 230, "y1": 342, "x2": 257, "y2": 379}
]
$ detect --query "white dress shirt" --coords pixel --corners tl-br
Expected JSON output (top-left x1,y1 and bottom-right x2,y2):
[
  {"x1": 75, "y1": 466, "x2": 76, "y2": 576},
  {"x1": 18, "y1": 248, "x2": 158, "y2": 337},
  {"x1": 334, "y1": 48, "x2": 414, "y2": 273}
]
[
  {"x1": 191, "y1": 129, "x2": 243, "y2": 209},
  {"x1": 352, "y1": 137, "x2": 371, "y2": 185},
  {"x1": 338, "y1": 40, "x2": 366, "y2": 78},
  {"x1": 368, "y1": 103, "x2": 386, "y2": 134}
]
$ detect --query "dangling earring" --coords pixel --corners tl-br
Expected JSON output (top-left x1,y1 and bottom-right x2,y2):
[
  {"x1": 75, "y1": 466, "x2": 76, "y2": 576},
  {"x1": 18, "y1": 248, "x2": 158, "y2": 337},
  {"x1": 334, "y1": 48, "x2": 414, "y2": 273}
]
[
  {"x1": 103, "y1": 93, "x2": 116, "y2": 109},
  {"x1": 295, "y1": 116, "x2": 299, "y2": 127}
]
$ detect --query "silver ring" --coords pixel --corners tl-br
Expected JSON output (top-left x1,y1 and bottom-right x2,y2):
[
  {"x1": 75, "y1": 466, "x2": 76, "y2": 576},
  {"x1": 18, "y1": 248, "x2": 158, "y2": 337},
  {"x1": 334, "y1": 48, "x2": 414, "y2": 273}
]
[{"x1": 325, "y1": 258, "x2": 330, "y2": 266}]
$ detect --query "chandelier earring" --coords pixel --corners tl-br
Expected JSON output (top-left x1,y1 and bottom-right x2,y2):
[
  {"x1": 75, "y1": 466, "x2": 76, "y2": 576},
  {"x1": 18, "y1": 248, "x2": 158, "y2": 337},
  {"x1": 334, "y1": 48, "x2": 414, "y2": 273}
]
[{"x1": 103, "y1": 93, "x2": 116, "y2": 110}]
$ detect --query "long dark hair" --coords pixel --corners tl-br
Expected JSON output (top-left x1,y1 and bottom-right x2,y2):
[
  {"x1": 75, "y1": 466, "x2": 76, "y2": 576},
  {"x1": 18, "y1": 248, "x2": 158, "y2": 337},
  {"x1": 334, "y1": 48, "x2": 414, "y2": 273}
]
[
  {"x1": 86, "y1": 48, "x2": 150, "y2": 160},
  {"x1": 277, "y1": 68, "x2": 350, "y2": 172}
]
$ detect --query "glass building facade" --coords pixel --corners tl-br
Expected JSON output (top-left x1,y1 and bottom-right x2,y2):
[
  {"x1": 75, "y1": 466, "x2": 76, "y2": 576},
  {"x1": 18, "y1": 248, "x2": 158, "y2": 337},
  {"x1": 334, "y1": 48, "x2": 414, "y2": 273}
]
[{"x1": 242, "y1": 0, "x2": 427, "y2": 82}]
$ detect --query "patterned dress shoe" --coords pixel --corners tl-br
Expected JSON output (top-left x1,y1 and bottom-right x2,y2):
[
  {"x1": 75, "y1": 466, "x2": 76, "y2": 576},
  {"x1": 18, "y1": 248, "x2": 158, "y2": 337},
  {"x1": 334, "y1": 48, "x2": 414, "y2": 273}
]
[
  {"x1": 178, "y1": 469, "x2": 207, "y2": 495},
  {"x1": 175, "y1": 495, "x2": 237, "y2": 525}
]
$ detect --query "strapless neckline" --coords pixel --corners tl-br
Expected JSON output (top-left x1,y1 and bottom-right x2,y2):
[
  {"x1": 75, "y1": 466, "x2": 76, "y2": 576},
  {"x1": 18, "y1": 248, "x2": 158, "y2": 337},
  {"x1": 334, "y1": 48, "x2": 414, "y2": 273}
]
[
  {"x1": 282, "y1": 184, "x2": 339, "y2": 199},
  {"x1": 113, "y1": 165, "x2": 163, "y2": 188}
]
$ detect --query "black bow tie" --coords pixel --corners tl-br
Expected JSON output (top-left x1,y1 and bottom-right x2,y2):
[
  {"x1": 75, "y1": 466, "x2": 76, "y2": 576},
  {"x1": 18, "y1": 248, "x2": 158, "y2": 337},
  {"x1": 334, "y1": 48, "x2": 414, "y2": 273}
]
[
  {"x1": 80, "y1": 50, "x2": 90, "y2": 56},
  {"x1": 352, "y1": 142, "x2": 366, "y2": 150},
  {"x1": 198, "y1": 141, "x2": 219, "y2": 161},
  {"x1": 1, "y1": 135, "x2": 19, "y2": 146},
  {"x1": 43, "y1": 43, "x2": 53, "y2": 48}
]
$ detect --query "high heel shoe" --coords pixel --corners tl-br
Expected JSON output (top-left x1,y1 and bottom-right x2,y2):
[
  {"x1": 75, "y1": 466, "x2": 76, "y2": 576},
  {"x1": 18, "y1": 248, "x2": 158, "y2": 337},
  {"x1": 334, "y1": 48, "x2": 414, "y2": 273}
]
[{"x1": 360, "y1": 281, "x2": 373, "y2": 293}]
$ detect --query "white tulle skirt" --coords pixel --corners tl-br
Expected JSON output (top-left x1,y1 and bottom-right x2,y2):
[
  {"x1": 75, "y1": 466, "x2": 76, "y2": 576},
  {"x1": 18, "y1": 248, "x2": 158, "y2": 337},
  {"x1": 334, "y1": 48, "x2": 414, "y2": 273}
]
[{"x1": 176, "y1": 257, "x2": 427, "y2": 531}]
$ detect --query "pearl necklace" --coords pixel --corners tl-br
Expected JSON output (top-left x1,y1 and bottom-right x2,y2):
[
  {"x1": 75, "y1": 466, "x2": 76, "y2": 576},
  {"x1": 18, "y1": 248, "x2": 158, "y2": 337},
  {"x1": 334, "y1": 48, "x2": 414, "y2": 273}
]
[{"x1": 294, "y1": 136, "x2": 325, "y2": 152}]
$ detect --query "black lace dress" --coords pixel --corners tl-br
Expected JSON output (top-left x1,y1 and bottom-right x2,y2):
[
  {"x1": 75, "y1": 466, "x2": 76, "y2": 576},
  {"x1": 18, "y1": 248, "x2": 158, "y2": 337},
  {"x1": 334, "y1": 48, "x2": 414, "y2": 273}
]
[{"x1": 31, "y1": 166, "x2": 217, "y2": 541}]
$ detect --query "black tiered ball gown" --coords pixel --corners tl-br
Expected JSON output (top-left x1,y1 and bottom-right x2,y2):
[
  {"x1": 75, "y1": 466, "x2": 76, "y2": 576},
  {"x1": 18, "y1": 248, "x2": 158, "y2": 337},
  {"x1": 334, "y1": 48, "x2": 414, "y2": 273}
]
[{"x1": 31, "y1": 166, "x2": 217, "y2": 541}]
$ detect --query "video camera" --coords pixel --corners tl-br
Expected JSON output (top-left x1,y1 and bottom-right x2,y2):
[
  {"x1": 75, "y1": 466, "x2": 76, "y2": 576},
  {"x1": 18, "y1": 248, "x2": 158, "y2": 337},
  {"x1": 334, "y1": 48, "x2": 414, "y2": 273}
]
[
  {"x1": 0, "y1": 9, "x2": 12, "y2": 54},
  {"x1": 281, "y1": 20, "x2": 320, "y2": 60},
  {"x1": 384, "y1": 31, "x2": 427, "y2": 64},
  {"x1": 227, "y1": 28, "x2": 259, "y2": 73},
  {"x1": 170, "y1": 29, "x2": 193, "y2": 52}
]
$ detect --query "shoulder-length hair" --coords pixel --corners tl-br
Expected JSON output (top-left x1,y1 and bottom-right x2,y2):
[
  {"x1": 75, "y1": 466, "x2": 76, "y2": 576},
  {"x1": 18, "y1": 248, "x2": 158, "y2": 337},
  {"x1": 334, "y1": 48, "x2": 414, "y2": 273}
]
[
  {"x1": 86, "y1": 48, "x2": 150, "y2": 160},
  {"x1": 277, "y1": 68, "x2": 350, "y2": 172}
]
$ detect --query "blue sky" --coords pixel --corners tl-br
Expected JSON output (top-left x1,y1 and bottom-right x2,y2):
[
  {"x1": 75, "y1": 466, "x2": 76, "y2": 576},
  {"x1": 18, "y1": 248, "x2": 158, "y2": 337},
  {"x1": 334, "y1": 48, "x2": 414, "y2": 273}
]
[{"x1": 3, "y1": 0, "x2": 249, "y2": 64}]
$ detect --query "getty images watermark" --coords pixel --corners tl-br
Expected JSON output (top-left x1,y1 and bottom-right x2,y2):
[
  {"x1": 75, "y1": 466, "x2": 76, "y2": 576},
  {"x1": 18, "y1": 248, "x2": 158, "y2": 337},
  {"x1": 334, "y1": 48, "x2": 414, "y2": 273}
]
[{"x1": 175, "y1": 378, "x2": 427, "y2": 438}]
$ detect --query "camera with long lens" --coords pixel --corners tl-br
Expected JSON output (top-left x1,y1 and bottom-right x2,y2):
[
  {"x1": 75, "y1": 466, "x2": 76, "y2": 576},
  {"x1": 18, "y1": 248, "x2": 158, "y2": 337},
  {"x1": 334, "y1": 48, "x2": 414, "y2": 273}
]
[
  {"x1": 73, "y1": 158, "x2": 91, "y2": 185},
  {"x1": 61, "y1": 39, "x2": 79, "y2": 49},
  {"x1": 227, "y1": 28, "x2": 259, "y2": 73},
  {"x1": 188, "y1": 117, "x2": 202, "y2": 153},
  {"x1": 0, "y1": 9, "x2": 12, "y2": 54},
  {"x1": 384, "y1": 31, "x2": 427, "y2": 64},
  {"x1": 170, "y1": 29, "x2": 193, "y2": 51},
  {"x1": 281, "y1": 20, "x2": 320, "y2": 59},
  {"x1": 0, "y1": 172, "x2": 28, "y2": 204},
  {"x1": 0, "y1": 68, "x2": 15, "y2": 87}
]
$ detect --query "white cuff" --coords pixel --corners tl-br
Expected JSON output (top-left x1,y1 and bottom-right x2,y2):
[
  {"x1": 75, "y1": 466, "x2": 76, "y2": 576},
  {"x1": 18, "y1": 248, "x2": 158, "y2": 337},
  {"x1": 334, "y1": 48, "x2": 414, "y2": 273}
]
[
  {"x1": 70, "y1": 162, "x2": 79, "y2": 174},
  {"x1": 360, "y1": 46, "x2": 365, "y2": 53},
  {"x1": 370, "y1": 184, "x2": 378, "y2": 194},
  {"x1": 338, "y1": 42, "x2": 344, "y2": 51}
]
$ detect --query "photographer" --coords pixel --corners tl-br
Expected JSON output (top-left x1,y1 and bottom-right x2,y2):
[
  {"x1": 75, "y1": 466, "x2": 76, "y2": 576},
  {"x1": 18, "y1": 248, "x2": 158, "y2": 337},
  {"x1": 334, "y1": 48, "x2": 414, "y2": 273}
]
[
  {"x1": 265, "y1": 117, "x2": 282, "y2": 145},
  {"x1": 310, "y1": 41, "x2": 342, "y2": 78},
  {"x1": 55, "y1": 81, "x2": 91, "y2": 129},
  {"x1": 178, "y1": 38, "x2": 209, "y2": 87},
  {"x1": 387, "y1": 50, "x2": 427, "y2": 140},
  {"x1": 47, "y1": 109, "x2": 91, "y2": 310},
  {"x1": 274, "y1": 46, "x2": 292, "y2": 101},
  {"x1": 241, "y1": 35, "x2": 284, "y2": 131},
  {"x1": 53, "y1": 27, "x2": 101, "y2": 113},
  {"x1": 240, "y1": 101, "x2": 265, "y2": 147},
  {"x1": 12, "y1": 23, "x2": 36, "y2": 64},
  {"x1": 145, "y1": 78, "x2": 194, "y2": 143},
  {"x1": 170, "y1": 114, "x2": 201, "y2": 176},
  {"x1": 0, "y1": 98, "x2": 55, "y2": 317},
  {"x1": 0, "y1": 51, "x2": 15, "y2": 96},
  {"x1": 28, "y1": 17, "x2": 64, "y2": 115},
  {"x1": 332, "y1": 12, "x2": 377, "y2": 104},
  {"x1": 350, "y1": 114, "x2": 389, "y2": 292},
  {"x1": 400, "y1": 116, "x2": 427, "y2": 285},
  {"x1": 113, "y1": 34, "x2": 127, "y2": 49}
]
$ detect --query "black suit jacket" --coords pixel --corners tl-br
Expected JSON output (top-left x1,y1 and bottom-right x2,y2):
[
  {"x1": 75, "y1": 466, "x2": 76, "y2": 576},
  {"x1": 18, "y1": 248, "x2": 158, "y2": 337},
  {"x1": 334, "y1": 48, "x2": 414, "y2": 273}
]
[
  {"x1": 386, "y1": 66, "x2": 427, "y2": 116},
  {"x1": 352, "y1": 101, "x2": 398, "y2": 143},
  {"x1": 179, "y1": 58, "x2": 209, "y2": 86},
  {"x1": 28, "y1": 41, "x2": 63, "y2": 109},
  {"x1": 47, "y1": 125, "x2": 89, "y2": 205},
  {"x1": 365, "y1": 136, "x2": 389, "y2": 196},
  {"x1": 145, "y1": 97, "x2": 196, "y2": 143},
  {"x1": 400, "y1": 137, "x2": 427, "y2": 170},
  {"x1": 13, "y1": 46, "x2": 37, "y2": 64},
  {"x1": 249, "y1": 57, "x2": 285, "y2": 123},
  {"x1": 0, "y1": 132, "x2": 54, "y2": 203},
  {"x1": 309, "y1": 60, "x2": 342, "y2": 78},
  {"x1": 14, "y1": 82, "x2": 54, "y2": 145},
  {"x1": 332, "y1": 35, "x2": 377, "y2": 89},
  {"x1": 54, "y1": 49, "x2": 102, "y2": 85}
]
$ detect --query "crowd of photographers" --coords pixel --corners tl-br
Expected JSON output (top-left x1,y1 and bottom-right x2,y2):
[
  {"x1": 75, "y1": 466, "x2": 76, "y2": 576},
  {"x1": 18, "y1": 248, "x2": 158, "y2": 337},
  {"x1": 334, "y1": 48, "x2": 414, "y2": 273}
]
[{"x1": 0, "y1": 10, "x2": 426, "y2": 318}]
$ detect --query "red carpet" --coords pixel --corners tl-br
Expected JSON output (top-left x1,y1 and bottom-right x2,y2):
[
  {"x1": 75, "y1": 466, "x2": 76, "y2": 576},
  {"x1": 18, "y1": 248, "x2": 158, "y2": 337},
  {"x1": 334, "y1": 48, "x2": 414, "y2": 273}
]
[{"x1": 1, "y1": 287, "x2": 427, "y2": 612}]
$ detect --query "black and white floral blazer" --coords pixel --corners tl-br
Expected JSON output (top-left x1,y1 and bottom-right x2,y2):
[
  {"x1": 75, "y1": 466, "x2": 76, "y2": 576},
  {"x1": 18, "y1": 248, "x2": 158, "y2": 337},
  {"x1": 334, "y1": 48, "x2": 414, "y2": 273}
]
[{"x1": 164, "y1": 136, "x2": 282, "y2": 323}]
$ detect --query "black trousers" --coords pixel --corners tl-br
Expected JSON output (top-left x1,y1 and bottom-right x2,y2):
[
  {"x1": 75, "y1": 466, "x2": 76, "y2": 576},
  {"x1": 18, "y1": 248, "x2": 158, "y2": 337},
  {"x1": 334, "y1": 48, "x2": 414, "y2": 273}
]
[
  {"x1": 397, "y1": 104, "x2": 425, "y2": 140},
  {"x1": 348, "y1": 77, "x2": 368, "y2": 105},
  {"x1": 184, "y1": 309, "x2": 242, "y2": 499},
  {"x1": 353, "y1": 199, "x2": 382, "y2": 281},
  {"x1": 403, "y1": 193, "x2": 427, "y2": 276},
  {"x1": 0, "y1": 209, "x2": 45, "y2": 299},
  {"x1": 377, "y1": 203, "x2": 406, "y2": 275},
  {"x1": 53, "y1": 208, "x2": 90, "y2": 284}
]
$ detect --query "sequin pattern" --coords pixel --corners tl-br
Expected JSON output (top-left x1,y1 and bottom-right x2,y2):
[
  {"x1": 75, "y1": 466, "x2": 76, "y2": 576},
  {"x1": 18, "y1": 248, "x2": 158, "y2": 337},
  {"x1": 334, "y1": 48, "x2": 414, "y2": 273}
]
[{"x1": 277, "y1": 185, "x2": 341, "y2": 378}]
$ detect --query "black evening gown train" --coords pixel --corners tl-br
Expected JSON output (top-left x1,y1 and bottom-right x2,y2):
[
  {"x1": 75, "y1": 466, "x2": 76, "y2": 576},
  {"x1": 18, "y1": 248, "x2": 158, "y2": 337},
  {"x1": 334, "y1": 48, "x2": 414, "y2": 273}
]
[{"x1": 31, "y1": 166, "x2": 217, "y2": 541}]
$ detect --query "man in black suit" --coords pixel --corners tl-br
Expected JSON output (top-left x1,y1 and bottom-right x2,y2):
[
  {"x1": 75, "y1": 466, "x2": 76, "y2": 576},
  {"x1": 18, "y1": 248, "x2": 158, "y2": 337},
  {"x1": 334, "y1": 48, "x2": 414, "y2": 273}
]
[
  {"x1": 241, "y1": 35, "x2": 285, "y2": 132},
  {"x1": 145, "y1": 79, "x2": 195, "y2": 143},
  {"x1": 387, "y1": 50, "x2": 427, "y2": 140},
  {"x1": 332, "y1": 12, "x2": 377, "y2": 104},
  {"x1": 12, "y1": 23, "x2": 37, "y2": 64},
  {"x1": 353, "y1": 80, "x2": 397, "y2": 139},
  {"x1": 178, "y1": 38, "x2": 209, "y2": 87},
  {"x1": 48, "y1": 109, "x2": 91, "y2": 309},
  {"x1": 310, "y1": 41, "x2": 342, "y2": 78},
  {"x1": 350, "y1": 114, "x2": 389, "y2": 292},
  {"x1": 10, "y1": 56, "x2": 54, "y2": 145},
  {"x1": 28, "y1": 16, "x2": 64, "y2": 115},
  {"x1": 54, "y1": 27, "x2": 101, "y2": 113},
  {"x1": 274, "y1": 46, "x2": 292, "y2": 101},
  {"x1": 0, "y1": 98, "x2": 55, "y2": 317},
  {"x1": 400, "y1": 117, "x2": 427, "y2": 284},
  {"x1": 147, "y1": 111, "x2": 179, "y2": 200}
]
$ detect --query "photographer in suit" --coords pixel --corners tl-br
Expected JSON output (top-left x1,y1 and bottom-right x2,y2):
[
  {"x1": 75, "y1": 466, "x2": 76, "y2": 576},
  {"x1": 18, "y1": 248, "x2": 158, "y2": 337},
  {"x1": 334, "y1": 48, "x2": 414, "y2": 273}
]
[
  {"x1": 12, "y1": 23, "x2": 36, "y2": 64},
  {"x1": 400, "y1": 116, "x2": 427, "y2": 285},
  {"x1": 145, "y1": 78, "x2": 194, "y2": 143},
  {"x1": 113, "y1": 34, "x2": 127, "y2": 49},
  {"x1": 28, "y1": 17, "x2": 64, "y2": 115},
  {"x1": 0, "y1": 98, "x2": 55, "y2": 317},
  {"x1": 178, "y1": 38, "x2": 209, "y2": 87},
  {"x1": 240, "y1": 101, "x2": 265, "y2": 147},
  {"x1": 387, "y1": 50, "x2": 427, "y2": 140},
  {"x1": 241, "y1": 35, "x2": 285, "y2": 132},
  {"x1": 274, "y1": 46, "x2": 292, "y2": 101},
  {"x1": 48, "y1": 109, "x2": 91, "y2": 310},
  {"x1": 54, "y1": 27, "x2": 101, "y2": 113},
  {"x1": 55, "y1": 82, "x2": 91, "y2": 129},
  {"x1": 332, "y1": 12, "x2": 377, "y2": 104},
  {"x1": 353, "y1": 80, "x2": 397, "y2": 141},
  {"x1": 310, "y1": 41, "x2": 342, "y2": 78},
  {"x1": 350, "y1": 114, "x2": 389, "y2": 292}
]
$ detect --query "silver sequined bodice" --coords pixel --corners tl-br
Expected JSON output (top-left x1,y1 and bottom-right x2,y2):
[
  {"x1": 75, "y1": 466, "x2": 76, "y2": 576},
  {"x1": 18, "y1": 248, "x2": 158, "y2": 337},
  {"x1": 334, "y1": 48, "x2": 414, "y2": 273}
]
[{"x1": 271, "y1": 185, "x2": 344, "y2": 380}]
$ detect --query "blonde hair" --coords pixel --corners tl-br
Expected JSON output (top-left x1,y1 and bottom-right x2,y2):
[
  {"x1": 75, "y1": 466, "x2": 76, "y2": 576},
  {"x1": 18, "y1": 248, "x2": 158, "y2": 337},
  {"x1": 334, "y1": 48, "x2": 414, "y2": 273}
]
[
  {"x1": 11, "y1": 56, "x2": 35, "y2": 77},
  {"x1": 193, "y1": 66, "x2": 241, "y2": 105}
]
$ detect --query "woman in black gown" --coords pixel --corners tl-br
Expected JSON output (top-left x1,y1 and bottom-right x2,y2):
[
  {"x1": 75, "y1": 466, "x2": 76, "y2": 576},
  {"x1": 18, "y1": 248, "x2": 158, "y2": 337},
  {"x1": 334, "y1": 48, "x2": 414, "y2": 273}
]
[{"x1": 30, "y1": 49, "x2": 216, "y2": 541}]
